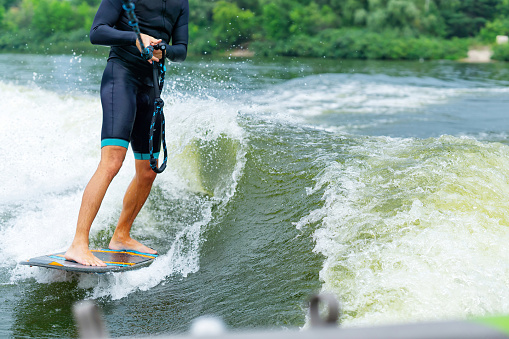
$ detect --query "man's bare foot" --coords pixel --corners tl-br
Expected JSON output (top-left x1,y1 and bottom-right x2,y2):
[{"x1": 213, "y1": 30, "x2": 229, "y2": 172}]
[
  {"x1": 64, "y1": 245, "x2": 107, "y2": 266},
  {"x1": 109, "y1": 236, "x2": 157, "y2": 255}
]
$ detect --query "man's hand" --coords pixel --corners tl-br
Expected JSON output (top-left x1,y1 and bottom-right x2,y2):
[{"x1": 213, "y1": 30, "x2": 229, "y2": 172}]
[{"x1": 136, "y1": 33, "x2": 162, "y2": 63}]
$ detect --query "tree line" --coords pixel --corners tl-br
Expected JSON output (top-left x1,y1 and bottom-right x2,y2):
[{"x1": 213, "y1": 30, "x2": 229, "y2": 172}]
[{"x1": 1, "y1": 0, "x2": 509, "y2": 60}]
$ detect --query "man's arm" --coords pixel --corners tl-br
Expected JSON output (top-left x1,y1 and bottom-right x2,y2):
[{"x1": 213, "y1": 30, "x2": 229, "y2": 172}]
[
  {"x1": 90, "y1": 0, "x2": 137, "y2": 46},
  {"x1": 164, "y1": 0, "x2": 189, "y2": 62}
]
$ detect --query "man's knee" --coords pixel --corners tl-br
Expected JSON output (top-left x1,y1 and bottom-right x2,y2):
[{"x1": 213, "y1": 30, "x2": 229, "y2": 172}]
[
  {"x1": 101, "y1": 159, "x2": 123, "y2": 179},
  {"x1": 100, "y1": 146, "x2": 127, "y2": 179},
  {"x1": 138, "y1": 167, "x2": 157, "y2": 185},
  {"x1": 136, "y1": 162, "x2": 157, "y2": 185}
]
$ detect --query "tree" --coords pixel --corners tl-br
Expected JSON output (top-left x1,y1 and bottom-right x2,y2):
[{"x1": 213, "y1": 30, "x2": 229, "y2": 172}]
[
  {"x1": 70, "y1": 0, "x2": 101, "y2": 6},
  {"x1": 479, "y1": 18, "x2": 509, "y2": 42},
  {"x1": 76, "y1": 1, "x2": 96, "y2": 30},
  {"x1": 4, "y1": 0, "x2": 35, "y2": 32},
  {"x1": 339, "y1": 0, "x2": 369, "y2": 26},
  {"x1": 212, "y1": 1, "x2": 255, "y2": 47},
  {"x1": 496, "y1": 0, "x2": 509, "y2": 17},
  {"x1": 0, "y1": 5, "x2": 4, "y2": 29},
  {"x1": 386, "y1": 0, "x2": 420, "y2": 29},
  {"x1": 0, "y1": 0, "x2": 18, "y2": 10},
  {"x1": 31, "y1": 0, "x2": 84, "y2": 38},
  {"x1": 439, "y1": 0, "x2": 501, "y2": 37},
  {"x1": 235, "y1": 0, "x2": 260, "y2": 13},
  {"x1": 289, "y1": 2, "x2": 340, "y2": 36},
  {"x1": 189, "y1": 0, "x2": 216, "y2": 27},
  {"x1": 260, "y1": 0, "x2": 293, "y2": 41}
]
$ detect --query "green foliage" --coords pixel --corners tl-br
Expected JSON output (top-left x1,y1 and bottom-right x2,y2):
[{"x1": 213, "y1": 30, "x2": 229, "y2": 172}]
[
  {"x1": 0, "y1": 28, "x2": 34, "y2": 50},
  {"x1": 253, "y1": 28, "x2": 469, "y2": 60},
  {"x1": 492, "y1": 42, "x2": 509, "y2": 61},
  {"x1": 76, "y1": 2, "x2": 96, "y2": 31},
  {"x1": 235, "y1": 0, "x2": 260, "y2": 13},
  {"x1": 479, "y1": 18, "x2": 509, "y2": 43},
  {"x1": 31, "y1": 0, "x2": 83, "y2": 39},
  {"x1": 189, "y1": 23, "x2": 218, "y2": 55},
  {"x1": 260, "y1": 0, "x2": 293, "y2": 41},
  {"x1": 439, "y1": 0, "x2": 500, "y2": 38},
  {"x1": 289, "y1": 3, "x2": 339, "y2": 36},
  {"x1": 386, "y1": 0, "x2": 420, "y2": 29},
  {"x1": 496, "y1": 0, "x2": 509, "y2": 17},
  {"x1": 212, "y1": 1, "x2": 255, "y2": 47},
  {"x1": 0, "y1": 5, "x2": 5, "y2": 29},
  {"x1": 362, "y1": 0, "x2": 447, "y2": 37},
  {"x1": 69, "y1": 0, "x2": 101, "y2": 6},
  {"x1": 189, "y1": 0, "x2": 215, "y2": 28},
  {"x1": 340, "y1": 0, "x2": 368, "y2": 26},
  {"x1": 0, "y1": 0, "x2": 507, "y2": 61},
  {"x1": 0, "y1": 0, "x2": 17, "y2": 9},
  {"x1": 4, "y1": 0, "x2": 35, "y2": 32},
  {"x1": 2, "y1": 0, "x2": 95, "y2": 41}
]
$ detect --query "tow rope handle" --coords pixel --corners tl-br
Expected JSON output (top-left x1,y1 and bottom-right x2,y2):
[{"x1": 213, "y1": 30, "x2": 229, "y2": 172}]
[{"x1": 121, "y1": 0, "x2": 168, "y2": 173}]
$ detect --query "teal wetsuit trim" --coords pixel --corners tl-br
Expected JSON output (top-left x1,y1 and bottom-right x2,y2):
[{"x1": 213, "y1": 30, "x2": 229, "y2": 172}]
[
  {"x1": 134, "y1": 152, "x2": 160, "y2": 160},
  {"x1": 101, "y1": 138, "x2": 130, "y2": 149}
]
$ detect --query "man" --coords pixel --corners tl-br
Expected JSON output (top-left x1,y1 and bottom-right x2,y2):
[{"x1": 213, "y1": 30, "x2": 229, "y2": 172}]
[{"x1": 65, "y1": 0, "x2": 189, "y2": 266}]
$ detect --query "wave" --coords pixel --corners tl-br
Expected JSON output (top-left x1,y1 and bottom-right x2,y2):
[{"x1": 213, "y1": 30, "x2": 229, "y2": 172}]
[
  {"x1": 248, "y1": 73, "x2": 509, "y2": 121},
  {"x1": 297, "y1": 134, "x2": 509, "y2": 326},
  {"x1": 0, "y1": 82, "x2": 247, "y2": 300}
]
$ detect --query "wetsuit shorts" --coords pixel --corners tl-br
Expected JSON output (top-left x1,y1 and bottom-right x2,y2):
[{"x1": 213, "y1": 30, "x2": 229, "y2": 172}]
[{"x1": 100, "y1": 60, "x2": 161, "y2": 160}]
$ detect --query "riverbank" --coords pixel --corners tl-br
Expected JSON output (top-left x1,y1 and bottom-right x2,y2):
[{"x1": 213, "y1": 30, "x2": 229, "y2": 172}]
[
  {"x1": 461, "y1": 46, "x2": 494, "y2": 63},
  {"x1": 2, "y1": 0, "x2": 509, "y2": 62},
  {"x1": 1, "y1": 33, "x2": 507, "y2": 63},
  {"x1": 0, "y1": 28, "x2": 472, "y2": 61}
]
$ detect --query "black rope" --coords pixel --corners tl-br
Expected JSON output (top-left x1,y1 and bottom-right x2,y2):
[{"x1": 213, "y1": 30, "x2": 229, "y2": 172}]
[
  {"x1": 121, "y1": 0, "x2": 168, "y2": 173},
  {"x1": 121, "y1": 0, "x2": 153, "y2": 61},
  {"x1": 149, "y1": 45, "x2": 168, "y2": 173}
]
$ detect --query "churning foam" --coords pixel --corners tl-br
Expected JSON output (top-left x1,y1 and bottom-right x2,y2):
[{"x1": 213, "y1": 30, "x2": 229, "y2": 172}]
[
  {"x1": 87, "y1": 95, "x2": 247, "y2": 300},
  {"x1": 297, "y1": 135, "x2": 509, "y2": 326},
  {"x1": 0, "y1": 81, "x2": 247, "y2": 300},
  {"x1": 0, "y1": 82, "x2": 102, "y2": 265}
]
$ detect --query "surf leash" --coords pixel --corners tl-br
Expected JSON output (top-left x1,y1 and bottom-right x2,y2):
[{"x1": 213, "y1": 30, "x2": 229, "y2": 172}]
[{"x1": 121, "y1": 0, "x2": 168, "y2": 173}]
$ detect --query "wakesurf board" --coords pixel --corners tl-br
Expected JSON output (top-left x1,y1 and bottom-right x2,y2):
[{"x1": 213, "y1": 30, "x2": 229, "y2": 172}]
[{"x1": 20, "y1": 249, "x2": 158, "y2": 273}]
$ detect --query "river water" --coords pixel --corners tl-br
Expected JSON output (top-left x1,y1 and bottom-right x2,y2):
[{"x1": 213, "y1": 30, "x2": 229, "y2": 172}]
[{"x1": 0, "y1": 53, "x2": 509, "y2": 338}]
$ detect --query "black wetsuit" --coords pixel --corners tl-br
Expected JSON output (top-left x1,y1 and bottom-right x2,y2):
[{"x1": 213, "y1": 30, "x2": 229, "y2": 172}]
[{"x1": 90, "y1": 0, "x2": 189, "y2": 159}]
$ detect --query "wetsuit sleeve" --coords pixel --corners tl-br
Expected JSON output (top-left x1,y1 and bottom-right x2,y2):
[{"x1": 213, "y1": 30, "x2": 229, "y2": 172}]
[
  {"x1": 90, "y1": 0, "x2": 137, "y2": 46},
  {"x1": 164, "y1": 0, "x2": 189, "y2": 62}
]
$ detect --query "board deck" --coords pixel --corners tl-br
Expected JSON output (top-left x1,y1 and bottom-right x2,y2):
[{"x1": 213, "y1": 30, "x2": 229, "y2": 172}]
[{"x1": 20, "y1": 249, "x2": 158, "y2": 273}]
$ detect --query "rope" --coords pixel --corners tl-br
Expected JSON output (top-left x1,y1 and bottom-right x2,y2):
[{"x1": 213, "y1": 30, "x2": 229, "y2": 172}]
[
  {"x1": 121, "y1": 0, "x2": 168, "y2": 173},
  {"x1": 121, "y1": 0, "x2": 153, "y2": 60},
  {"x1": 149, "y1": 45, "x2": 168, "y2": 174}
]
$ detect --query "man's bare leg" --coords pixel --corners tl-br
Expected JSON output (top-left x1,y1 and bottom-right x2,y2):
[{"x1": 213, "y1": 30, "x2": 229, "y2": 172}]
[
  {"x1": 65, "y1": 146, "x2": 127, "y2": 266},
  {"x1": 109, "y1": 159, "x2": 158, "y2": 254}
]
